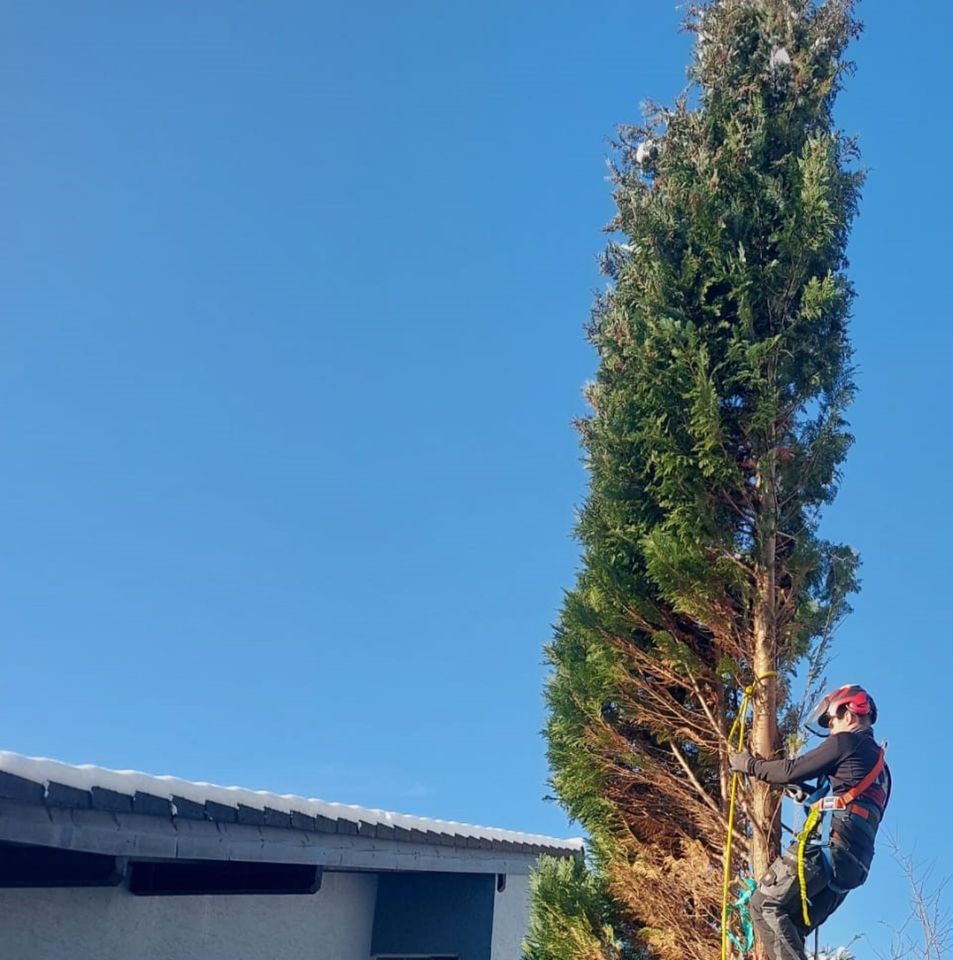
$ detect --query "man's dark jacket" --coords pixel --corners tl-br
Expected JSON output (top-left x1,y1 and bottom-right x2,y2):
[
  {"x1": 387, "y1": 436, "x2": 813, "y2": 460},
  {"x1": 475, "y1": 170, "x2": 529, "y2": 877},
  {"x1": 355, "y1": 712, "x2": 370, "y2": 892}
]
[{"x1": 745, "y1": 729, "x2": 890, "y2": 863}]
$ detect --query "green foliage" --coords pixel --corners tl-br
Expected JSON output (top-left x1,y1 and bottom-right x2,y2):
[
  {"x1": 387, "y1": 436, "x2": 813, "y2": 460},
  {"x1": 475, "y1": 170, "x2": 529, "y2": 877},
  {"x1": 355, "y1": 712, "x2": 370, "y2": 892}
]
[
  {"x1": 523, "y1": 856, "x2": 643, "y2": 960},
  {"x1": 533, "y1": 2, "x2": 864, "y2": 958}
]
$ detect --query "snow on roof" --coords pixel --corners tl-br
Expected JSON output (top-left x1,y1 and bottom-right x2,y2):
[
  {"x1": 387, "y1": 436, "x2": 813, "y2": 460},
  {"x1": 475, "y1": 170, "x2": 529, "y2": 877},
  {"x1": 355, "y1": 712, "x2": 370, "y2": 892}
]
[{"x1": 0, "y1": 750, "x2": 583, "y2": 855}]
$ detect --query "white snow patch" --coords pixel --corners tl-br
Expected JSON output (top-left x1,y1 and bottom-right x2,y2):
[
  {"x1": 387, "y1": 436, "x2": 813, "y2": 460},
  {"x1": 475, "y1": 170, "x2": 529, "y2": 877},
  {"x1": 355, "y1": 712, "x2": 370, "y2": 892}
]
[
  {"x1": 816, "y1": 950, "x2": 853, "y2": 960},
  {"x1": 769, "y1": 47, "x2": 792, "y2": 70},
  {"x1": 635, "y1": 140, "x2": 657, "y2": 166},
  {"x1": 0, "y1": 750, "x2": 583, "y2": 853}
]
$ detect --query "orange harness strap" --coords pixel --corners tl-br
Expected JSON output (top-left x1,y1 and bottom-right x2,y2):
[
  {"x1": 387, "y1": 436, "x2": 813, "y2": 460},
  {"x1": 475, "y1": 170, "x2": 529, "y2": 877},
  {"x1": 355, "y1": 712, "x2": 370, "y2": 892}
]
[{"x1": 813, "y1": 748, "x2": 885, "y2": 813}]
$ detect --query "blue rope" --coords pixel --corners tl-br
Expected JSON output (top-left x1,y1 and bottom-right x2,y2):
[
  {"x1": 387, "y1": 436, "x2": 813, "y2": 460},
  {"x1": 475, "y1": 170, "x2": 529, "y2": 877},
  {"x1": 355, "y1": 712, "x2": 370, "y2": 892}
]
[{"x1": 726, "y1": 876, "x2": 758, "y2": 955}]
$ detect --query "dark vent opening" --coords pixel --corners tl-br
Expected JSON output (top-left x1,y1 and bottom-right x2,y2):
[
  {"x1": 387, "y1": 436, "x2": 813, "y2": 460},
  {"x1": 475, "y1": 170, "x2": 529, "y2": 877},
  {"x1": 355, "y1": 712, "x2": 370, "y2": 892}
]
[
  {"x1": 0, "y1": 842, "x2": 121, "y2": 887},
  {"x1": 129, "y1": 859, "x2": 322, "y2": 896}
]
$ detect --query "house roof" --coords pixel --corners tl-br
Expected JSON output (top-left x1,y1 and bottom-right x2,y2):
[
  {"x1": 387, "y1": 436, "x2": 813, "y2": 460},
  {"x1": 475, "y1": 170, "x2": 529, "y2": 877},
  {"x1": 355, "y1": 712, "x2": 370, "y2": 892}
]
[{"x1": 0, "y1": 751, "x2": 582, "y2": 859}]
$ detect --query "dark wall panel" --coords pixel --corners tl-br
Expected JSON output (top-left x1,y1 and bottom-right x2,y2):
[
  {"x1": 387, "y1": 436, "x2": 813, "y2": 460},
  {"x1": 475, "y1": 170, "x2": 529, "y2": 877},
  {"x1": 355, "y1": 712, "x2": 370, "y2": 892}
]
[
  {"x1": 129, "y1": 860, "x2": 322, "y2": 896},
  {"x1": 0, "y1": 842, "x2": 121, "y2": 887},
  {"x1": 371, "y1": 872, "x2": 494, "y2": 960}
]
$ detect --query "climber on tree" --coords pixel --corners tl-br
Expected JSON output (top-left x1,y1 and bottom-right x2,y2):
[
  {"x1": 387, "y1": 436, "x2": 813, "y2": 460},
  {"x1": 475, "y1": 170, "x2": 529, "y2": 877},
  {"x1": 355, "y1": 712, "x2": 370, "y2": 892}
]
[{"x1": 729, "y1": 684, "x2": 891, "y2": 960}]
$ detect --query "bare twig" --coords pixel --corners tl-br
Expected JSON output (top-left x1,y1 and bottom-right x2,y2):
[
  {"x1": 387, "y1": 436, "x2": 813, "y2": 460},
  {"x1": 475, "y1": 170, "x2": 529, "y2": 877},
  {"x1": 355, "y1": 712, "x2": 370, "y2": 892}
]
[
  {"x1": 867, "y1": 833, "x2": 953, "y2": 960},
  {"x1": 669, "y1": 742, "x2": 730, "y2": 828}
]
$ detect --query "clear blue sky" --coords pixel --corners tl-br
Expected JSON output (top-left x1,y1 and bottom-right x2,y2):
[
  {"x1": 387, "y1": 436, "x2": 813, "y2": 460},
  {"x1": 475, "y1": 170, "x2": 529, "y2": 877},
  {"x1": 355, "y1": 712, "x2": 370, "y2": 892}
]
[{"x1": 1, "y1": 1, "x2": 948, "y2": 952}]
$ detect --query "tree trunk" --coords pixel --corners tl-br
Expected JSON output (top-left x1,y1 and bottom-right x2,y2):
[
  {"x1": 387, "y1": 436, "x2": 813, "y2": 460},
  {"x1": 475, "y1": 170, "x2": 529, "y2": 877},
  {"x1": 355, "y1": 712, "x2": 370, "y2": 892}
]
[{"x1": 752, "y1": 446, "x2": 781, "y2": 882}]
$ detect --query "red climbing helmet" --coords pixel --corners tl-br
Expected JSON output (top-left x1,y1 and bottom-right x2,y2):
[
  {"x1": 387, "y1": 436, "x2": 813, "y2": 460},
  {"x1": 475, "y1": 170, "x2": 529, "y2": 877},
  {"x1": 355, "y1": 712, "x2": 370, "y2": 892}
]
[{"x1": 806, "y1": 684, "x2": 877, "y2": 736}]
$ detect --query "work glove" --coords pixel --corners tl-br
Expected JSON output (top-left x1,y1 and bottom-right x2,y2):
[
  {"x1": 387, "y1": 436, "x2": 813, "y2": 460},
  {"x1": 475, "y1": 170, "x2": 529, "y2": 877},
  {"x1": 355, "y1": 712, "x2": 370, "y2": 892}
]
[{"x1": 728, "y1": 749, "x2": 753, "y2": 775}]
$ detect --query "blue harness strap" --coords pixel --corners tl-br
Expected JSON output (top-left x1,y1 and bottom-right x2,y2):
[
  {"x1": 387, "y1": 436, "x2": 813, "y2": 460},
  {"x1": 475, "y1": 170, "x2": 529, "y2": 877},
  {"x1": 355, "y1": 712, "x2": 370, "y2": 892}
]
[
  {"x1": 816, "y1": 804, "x2": 847, "y2": 893},
  {"x1": 803, "y1": 778, "x2": 830, "y2": 808},
  {"x1": 800, "y1": 778, "x2": 848, "y2": 895}
]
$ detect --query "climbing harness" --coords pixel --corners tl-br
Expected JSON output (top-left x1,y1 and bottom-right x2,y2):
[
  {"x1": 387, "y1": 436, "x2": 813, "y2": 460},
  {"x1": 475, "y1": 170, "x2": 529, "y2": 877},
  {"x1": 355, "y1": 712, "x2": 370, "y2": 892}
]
[
  {"x1": 720, "y1": 670, "x2": 777, "y2": 960},
  {"x1": 794, "y1": 745, "x2": 886, "y2": 927}
]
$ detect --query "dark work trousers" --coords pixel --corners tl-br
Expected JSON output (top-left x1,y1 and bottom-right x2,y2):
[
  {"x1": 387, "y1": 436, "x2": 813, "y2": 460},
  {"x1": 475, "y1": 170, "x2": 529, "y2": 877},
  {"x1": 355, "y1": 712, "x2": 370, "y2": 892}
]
[{"x1": 749, "y1": 843, "x2": 868, "y2": 960}]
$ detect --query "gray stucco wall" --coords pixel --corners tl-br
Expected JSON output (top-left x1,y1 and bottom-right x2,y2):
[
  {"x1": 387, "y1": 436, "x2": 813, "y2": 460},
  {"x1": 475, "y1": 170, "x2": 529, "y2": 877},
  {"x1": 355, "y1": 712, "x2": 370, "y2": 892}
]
[
  {"x1": 490, "y1": 872, "x2": 531, "y2": 960},
  {"x1": 0, "y1": 870, "x2": 378, "y2": 960}
]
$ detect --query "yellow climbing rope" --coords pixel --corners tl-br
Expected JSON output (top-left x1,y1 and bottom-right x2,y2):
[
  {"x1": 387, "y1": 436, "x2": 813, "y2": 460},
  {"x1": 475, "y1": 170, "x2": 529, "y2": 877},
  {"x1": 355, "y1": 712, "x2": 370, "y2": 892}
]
[
  {"x1": 796, "y1": 804, "x2": 821, "y2": 927},
  {"x1": 720, "y1": 670, "x2": 777, "y2": 960}
]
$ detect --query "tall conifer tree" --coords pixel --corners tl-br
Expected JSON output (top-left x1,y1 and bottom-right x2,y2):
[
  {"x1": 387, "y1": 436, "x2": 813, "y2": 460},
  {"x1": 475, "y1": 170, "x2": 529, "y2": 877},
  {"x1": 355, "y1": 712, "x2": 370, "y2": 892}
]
[{"x1": 528, "y1": 2, "x2": 863, "y2": 958}]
